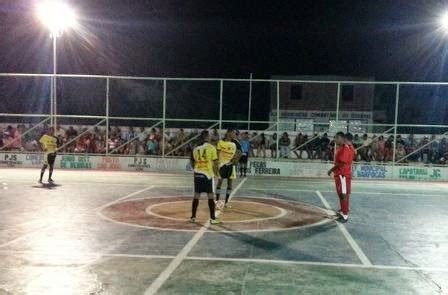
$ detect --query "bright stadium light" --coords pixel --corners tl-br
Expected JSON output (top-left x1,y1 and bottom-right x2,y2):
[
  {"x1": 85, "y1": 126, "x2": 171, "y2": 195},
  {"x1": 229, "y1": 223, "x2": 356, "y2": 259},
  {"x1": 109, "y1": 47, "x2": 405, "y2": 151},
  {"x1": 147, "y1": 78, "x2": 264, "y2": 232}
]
[
  {"x1": 36, "y1": 0, "x2": 77, "y2": 37},
  {"x1": 439, "y1": 11, "x2": 448, "y2": 33},
  {"x1": 36, "y1": 0, "x2": 78, "y2": 129}
]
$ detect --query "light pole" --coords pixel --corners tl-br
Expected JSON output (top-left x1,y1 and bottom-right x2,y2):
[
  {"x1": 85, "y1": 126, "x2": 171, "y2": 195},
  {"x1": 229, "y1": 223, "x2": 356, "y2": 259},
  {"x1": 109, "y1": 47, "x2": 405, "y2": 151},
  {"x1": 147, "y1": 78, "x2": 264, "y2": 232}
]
[{"x1": 36, "y1": 0, "x2": 77, "y2": 129}]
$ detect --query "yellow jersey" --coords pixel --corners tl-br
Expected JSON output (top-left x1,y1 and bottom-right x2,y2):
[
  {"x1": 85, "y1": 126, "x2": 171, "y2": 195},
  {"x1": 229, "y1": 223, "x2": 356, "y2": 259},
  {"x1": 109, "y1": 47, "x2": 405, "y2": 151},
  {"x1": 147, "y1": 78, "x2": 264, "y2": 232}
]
[
  {"x1": 216, "y1": 140, "x2": 237, "y2": 167},
  {"x1": 192, "y1": 143, "x2": 218, "y2": 179},
  {"x1": 39, "y1": 134, "x2": 58, "y2": 153}
]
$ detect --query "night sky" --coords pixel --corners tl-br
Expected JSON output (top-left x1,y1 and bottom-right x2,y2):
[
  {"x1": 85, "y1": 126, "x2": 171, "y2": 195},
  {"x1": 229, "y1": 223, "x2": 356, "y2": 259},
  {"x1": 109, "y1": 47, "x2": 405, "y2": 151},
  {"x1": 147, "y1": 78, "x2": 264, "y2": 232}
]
[{"x1": 1, "y1": 0, "x2": 448, "y2": 81}]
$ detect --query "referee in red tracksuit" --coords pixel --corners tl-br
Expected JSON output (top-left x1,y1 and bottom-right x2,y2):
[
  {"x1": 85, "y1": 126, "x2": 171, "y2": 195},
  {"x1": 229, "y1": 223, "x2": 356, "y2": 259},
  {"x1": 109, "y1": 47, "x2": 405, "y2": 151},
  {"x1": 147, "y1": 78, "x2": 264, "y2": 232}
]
[{"x1": 327, "y1": 132, "x2": 354, "y2": 222}]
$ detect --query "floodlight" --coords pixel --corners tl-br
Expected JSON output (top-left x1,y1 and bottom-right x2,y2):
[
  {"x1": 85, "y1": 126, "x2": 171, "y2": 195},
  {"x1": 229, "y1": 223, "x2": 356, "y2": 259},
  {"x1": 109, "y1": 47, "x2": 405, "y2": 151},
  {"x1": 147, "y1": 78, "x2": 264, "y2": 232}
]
[
  {"x1": 36, "y1": 0, "x2": 77, "y2": 37},
  {"x1": 440, "y1": 11, "x2": 448, "y2": 32}
]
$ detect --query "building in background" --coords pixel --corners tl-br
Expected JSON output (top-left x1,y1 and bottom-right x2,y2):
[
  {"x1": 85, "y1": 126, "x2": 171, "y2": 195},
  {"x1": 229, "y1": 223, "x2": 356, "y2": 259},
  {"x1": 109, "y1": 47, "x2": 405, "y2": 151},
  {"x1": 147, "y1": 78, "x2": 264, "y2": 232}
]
[{"x1": 270, "y1": 76, "x2": 375, "y2": 134}]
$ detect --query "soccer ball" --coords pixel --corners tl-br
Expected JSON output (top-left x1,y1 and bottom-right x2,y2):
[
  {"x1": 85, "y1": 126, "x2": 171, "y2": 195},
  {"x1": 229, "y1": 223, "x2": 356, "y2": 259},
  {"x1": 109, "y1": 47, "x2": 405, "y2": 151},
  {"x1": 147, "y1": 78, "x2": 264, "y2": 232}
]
[{"x1": 215, "y1": 200, "x2": 225, "y2": 210}]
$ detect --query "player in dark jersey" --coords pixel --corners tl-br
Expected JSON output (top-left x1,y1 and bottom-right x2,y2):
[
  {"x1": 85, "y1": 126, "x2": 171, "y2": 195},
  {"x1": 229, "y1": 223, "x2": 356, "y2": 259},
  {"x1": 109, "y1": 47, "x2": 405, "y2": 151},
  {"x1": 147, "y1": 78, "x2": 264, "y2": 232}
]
[
  {"x1": 238, "y1": 132, "x2": 250, "y2": 177},
  {"x1": 232, "y1": 130, "x2": 242, "y2": 159},
  {"x1": 327, "y1": 132, "x2": 354, "y2": 222}
]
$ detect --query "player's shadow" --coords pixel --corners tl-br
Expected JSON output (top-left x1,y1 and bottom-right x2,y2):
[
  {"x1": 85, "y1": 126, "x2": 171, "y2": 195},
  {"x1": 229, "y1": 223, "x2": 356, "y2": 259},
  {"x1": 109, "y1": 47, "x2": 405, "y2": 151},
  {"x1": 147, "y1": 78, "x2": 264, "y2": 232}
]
[
  {"x1": 214, "y1": 221, "x2": 337, "y2": 261},
  {"x1": 31, "y1": 183, "x2": 61, "y2": 190}
]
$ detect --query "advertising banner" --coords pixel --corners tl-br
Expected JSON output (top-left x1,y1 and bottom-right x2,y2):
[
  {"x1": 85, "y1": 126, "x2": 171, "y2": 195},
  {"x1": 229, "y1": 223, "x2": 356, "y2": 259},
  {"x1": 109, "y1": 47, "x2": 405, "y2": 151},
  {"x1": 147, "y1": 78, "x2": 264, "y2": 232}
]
[{"x1": 1, "y1": 152, "x2": 447, "y2": 181}]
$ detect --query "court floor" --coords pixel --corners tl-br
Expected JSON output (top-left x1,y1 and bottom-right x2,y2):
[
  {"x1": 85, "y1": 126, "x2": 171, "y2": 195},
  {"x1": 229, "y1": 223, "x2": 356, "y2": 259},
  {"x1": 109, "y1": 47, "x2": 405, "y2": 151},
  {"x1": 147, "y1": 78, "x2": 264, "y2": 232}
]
[{"x1": 0, "y1": 168, "x2": 447, "y2": 294}]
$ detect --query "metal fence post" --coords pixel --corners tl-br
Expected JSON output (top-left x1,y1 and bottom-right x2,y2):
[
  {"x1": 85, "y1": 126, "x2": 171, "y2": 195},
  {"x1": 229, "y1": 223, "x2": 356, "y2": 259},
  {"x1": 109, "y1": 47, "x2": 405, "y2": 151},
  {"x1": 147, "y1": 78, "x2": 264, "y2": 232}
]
[
  {"x1": 336, "y1": 83, "x2": 341, "y2": 122},
  {"x1": 50, "y1": 76, "x2": 54, "y2": 127},
  {"x1": 392, "y1": 83, "x2": 400, "y2": 169},
  {"x1": 162, "y1": 79, "x2": 167, "y2": 157},
  {"x1": 248, "y1": 73, "x2": 253, "y2": 130},
  {"x1": 219, "y1": 80, "x2": 223, "y2": 132},
  {"x1": 53, "y1": 37, "x2": 57, "y2": 130},
  {"x1": 276, "y1": 81, "x2": 280, "y2": 160},
  {"x1": 105, "y1": 77, "x2": 110, "y2": 155},
  {"x1": 332, "y1": 83, "x2": 342, "y2": 159}
]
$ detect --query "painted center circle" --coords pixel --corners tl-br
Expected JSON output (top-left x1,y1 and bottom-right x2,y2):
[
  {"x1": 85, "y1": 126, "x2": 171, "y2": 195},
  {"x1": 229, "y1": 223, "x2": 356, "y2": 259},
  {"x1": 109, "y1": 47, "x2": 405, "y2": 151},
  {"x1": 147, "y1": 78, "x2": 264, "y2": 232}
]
[
  {"x1": 146, "y1": 201, "x2": 285, "y2": 223},
  {"x1": 100, "y1": 196, "x2": 332, "y2": 232}
]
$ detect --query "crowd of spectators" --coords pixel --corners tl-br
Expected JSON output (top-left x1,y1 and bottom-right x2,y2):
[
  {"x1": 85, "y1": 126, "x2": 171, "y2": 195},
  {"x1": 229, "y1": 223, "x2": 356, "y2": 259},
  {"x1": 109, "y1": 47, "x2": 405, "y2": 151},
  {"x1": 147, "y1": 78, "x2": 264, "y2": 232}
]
[{"x1": 1, "y1": 124, "x2": 448, "y2": 165}]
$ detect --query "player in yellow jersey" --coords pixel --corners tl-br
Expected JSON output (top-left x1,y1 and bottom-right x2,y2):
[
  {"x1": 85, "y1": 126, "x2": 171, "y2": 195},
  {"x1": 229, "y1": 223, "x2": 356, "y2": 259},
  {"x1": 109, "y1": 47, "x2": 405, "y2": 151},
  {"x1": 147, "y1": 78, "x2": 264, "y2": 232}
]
[
  {"x1": 190, "y1": 130, "x2": 221, "y2": 224},
  {"x1": 215, "y1": 129, "x2": 242, "y2": 209},
  {"x1": 38, "y1": 127, "x2": 58, "y2": 184}
]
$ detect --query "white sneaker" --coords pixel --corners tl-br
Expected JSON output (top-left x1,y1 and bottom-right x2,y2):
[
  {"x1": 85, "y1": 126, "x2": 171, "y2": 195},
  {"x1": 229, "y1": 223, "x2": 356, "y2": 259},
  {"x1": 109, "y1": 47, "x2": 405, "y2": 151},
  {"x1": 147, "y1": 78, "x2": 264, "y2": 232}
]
[{"x1": 337, "y1": 212, "x2": 349, "y2": 223}]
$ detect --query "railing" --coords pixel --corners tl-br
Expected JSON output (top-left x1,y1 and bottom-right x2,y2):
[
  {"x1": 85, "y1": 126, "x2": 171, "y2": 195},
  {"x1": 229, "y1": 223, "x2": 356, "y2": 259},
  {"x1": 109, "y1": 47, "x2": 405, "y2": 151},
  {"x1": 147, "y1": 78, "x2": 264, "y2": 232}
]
[{"x1": 1, "y1": 73, "x2": 448, "y2": 166}]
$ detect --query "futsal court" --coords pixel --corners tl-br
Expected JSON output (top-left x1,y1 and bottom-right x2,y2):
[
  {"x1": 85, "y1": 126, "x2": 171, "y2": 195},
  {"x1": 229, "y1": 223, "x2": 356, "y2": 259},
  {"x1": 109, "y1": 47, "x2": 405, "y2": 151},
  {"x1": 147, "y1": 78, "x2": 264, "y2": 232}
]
[{"x1": 0, "y1": 168, "x2": 447, "y2": 294}]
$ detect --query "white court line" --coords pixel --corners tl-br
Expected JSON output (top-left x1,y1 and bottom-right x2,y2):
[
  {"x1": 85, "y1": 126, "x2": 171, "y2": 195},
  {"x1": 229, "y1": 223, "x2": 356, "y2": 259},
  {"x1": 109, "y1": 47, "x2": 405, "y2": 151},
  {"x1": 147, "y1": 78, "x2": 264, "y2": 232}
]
[
  {"x1": 247, "y1": 187, "x2": 447, "y2": 198},
  {"x1": 0, "y1": 225, "x2": 52, "y2": 249},
  {"x1": 144, "y1": 178, "x2": 248, "y2": 295},
  {"x1": 94, "y1": 185, "x2": 154, "y2": 212},
  {"x1": 185, "y1": 256, "x2": 448, "y2": 273},
  {"x1": 1, "y1": 249, "x2": 447, "y2": 273},
  {"x1": 316, "y1": 191, "x2": 372, "y2": 266},
  {"x1": 106, "y1": 184, "x2": 448, "y2": 198},
  {"x1": 145, "y1": 200, "x2": 288, "y2": 224}
]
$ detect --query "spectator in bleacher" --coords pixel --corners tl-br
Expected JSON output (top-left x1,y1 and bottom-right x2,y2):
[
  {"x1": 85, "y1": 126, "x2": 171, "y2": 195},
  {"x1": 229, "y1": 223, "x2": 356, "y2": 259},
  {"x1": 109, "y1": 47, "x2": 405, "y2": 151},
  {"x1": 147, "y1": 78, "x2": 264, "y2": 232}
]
[
  {"x1": 54, "y1": 125, "x2": 65, "y2": 138},
  {"x1": 66, "y1": 126, "x2": 78, "y2": 139},
  {"x1": 270, "y1": 133, "x2": 278, "y2": 158},
  {"x1": 23, "y1": 124, "x2": 38, "y2": 151},
  {"x1": 429, "y1": 135, "x2": 439, "y2": 164},
  {"x1": 279, "y1": 132, "x2": 291, "y2": 158},
  {"x1": 312, "y1": 134, "x2": 322, "y2": 160},
  {"x1": 384, "y1": 136, "x2": 394, "y2": 161},
  {"x1": 359, "y1": 134, "x2": 371, "y2": 162},
  {"x1": 0, "y1": 126, "x2": 3, "y2": 148},
  {"x1": 329, "y1": 136, "x2": 336, "y2": 161},
  {"x1": 370, "y1": 135, "x2": 378, "y2": 161},
  {"x1": 174, "y1": 128, "x2": 187, "y2": 156},
  {"x1": 108, "y1": 135, "x2": 119, "y2": 152},
  {"x1": 396, "y1": 142, "x2": 407, "y2": 163},
  {"x1": 439, "y1": 138, "x2": 448, "y2": 164},
  {"x1": 211, "y1": 129, "x2": 220, "y2": 146},
  {"x1": 419, "y1": 136, "x2": 430, "y2": 163},
  {"x1": 249, "y1": 132, "x2": 257, "y2": 157},
  {"x1": 93, "y1": 135, "x2": 106, "y2": 154},
  {"x1": 320, "y1": 133, "x2": 331, "y2": 161},
  {"x1": 75, "y1": 134, "x2": 87, "y2": 153},
  {"x1": 92, "y1": 126, "x2": 102, "y2": 139},
  {"x1": 405, "y1": 134, "x2": 418, "y2": 161},
  {"x1": 2, "y1": 133, "x2": 14, "y2": 151},
  {"x1": 293, "y1": 133, "x2": 305, "y2": 159},
  {"x1": 147, "y1": 128, "x2": 160, "y2": 154},
  {"x1": 120, "y1": 127, "x2": 129, "y2": 142},
  {"x1": 257, "y1": 133, "x2": 267, "y2": 158},
  {"x1": 305, "y1": 134, "x2": 316, "y2": 160},
  {"x1": 11, "y1": 125, "x2": 23, "y2": 150},
  {"x1": 110, "y1": 126, "x2": 119, "y2": 137},
  {"x1": 135, "y1": 127, "x2": 145, "y2": 142},
  {"x1": 163, "y1": 131, "x2": 174, "y2": 155},
  {"x1": 377, "y1": 135, "x2": 385, "y2": 162},
  {"x1": 146, "y1": 137, "x2": 158, "y2": 155},
  {"x1": 353, "y1": 134, "x2": 362, "y2": 150},
  {"x1": 137, "y1": 140, "x2": 146, "y2": 155}
]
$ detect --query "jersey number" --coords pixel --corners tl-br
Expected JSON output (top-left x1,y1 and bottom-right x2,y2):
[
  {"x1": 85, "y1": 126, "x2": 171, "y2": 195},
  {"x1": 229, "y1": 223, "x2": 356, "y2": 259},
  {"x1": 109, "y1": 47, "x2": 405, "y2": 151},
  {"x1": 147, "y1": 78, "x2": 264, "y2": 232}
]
[{"x1": 196, "y1": 149, "x2": 207, "y2": 160}]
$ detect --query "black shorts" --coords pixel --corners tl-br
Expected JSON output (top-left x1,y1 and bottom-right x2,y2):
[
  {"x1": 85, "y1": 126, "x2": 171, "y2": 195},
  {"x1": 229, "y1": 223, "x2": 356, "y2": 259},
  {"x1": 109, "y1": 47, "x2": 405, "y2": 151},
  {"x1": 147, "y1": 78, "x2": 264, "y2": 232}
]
[
  {"x1": 239, "y1": 154, "x2": 248, "y2": 164},
  {"x1": 194, "y1": 173, "x2": 214, "y2": 193},
  {"x1": 219, "y1": 165, "x2": 235, "y2": 179},
  {"x1": 45, "y1": 153, "x2": 57, "y2": 165}
]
